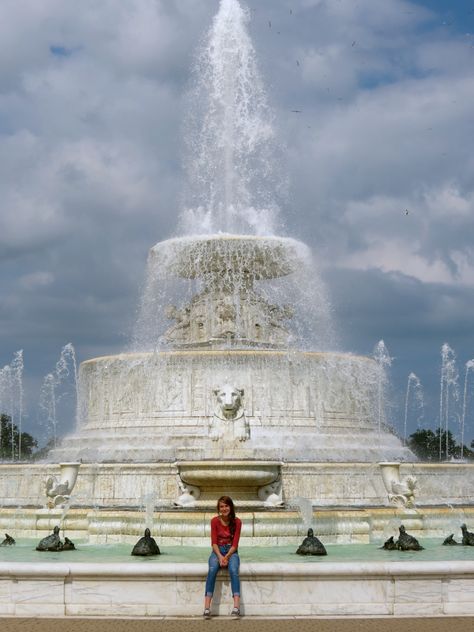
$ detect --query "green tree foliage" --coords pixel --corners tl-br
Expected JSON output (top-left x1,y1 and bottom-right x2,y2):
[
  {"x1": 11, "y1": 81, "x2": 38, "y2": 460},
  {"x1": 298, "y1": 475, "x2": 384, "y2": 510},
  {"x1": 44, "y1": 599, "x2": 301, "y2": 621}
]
[
  {"x1": 408, "y1": 428, "x2": 474, "y2": 461},
  {"x1": 0, "y1": 413, "x2": 38, "y2": 460}
]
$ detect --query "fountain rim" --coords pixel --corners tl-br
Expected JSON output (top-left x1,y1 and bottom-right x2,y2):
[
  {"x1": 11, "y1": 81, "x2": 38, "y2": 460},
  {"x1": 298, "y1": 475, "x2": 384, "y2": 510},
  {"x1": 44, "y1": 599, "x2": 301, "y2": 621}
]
[
  {"x1": 2, "y1": 560, "x2": 474, "y2": 577},
  {"x1": 80, "y1": 349, "x2": 378, "y2": 367}
]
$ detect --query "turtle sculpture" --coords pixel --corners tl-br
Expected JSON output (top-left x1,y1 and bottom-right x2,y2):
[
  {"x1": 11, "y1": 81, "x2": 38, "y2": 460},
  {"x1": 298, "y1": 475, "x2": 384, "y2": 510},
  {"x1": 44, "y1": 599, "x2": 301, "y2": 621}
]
[
  {"x1": 380, "y1": 536, "x2": 397, "y2": 550},
  {"x1": 36, "y1": 526, "x2": 63, "y2": 552},
  {"x1": 62, "y1": 537, "x2": 76, "y2": 551},
  {"x1": 131, "y1": 528, "x2": 161, "y2": 556},
  {"x1": 461, "y1": 524, "x2": 474, "y2": 546},
  {"x1": 0, "y1": 533, "x2": 15, "y2": 546},
  {"x1": 396, "y1": 525, "x2": 424, "y2": 551},
  {"x1": 442, "y1": 534, "x2": 459, "y2": 546},
  {"x1": 296, "y1": 528, "x2": 327, "y2": 556}
]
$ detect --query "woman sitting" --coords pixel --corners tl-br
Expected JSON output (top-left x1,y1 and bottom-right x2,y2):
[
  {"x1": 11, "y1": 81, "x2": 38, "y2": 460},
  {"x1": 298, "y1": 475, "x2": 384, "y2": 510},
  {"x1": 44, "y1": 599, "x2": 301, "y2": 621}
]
[{"x1": 203, "y1": 495, "x2": 242, "y2": 618}]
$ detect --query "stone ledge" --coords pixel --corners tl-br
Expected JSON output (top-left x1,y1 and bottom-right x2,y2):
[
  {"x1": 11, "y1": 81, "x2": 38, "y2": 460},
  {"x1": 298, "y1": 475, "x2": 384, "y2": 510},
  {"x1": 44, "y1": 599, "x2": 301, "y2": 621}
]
[{"x1": 1, "y1": 560, "x2": 474, "y2": 618}]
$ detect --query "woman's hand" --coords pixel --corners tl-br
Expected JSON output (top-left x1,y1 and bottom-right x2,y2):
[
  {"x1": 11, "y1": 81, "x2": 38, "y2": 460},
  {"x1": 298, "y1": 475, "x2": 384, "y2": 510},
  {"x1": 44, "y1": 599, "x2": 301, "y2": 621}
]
[{"x1": 219, "y1": 554, "x2": 229, "y2": 567}]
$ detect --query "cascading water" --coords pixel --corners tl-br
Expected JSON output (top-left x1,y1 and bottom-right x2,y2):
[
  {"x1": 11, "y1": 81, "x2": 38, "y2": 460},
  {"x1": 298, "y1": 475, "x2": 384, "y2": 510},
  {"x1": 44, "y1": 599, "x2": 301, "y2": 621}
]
[
  {"x1": 373, "y1": 340, "x2": 392, "y2": 434},
  {"x1": 132, "y1": 0, "x2": 334, "y2": 355},
  {"x1": 50, "y1": 0, "x2": 412, "y2": 469}
]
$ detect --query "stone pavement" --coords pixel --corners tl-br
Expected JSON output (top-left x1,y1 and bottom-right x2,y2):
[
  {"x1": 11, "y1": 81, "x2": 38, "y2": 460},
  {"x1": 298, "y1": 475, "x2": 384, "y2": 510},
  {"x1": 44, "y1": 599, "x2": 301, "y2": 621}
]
[{"x1": 1, "y1": 618, "x2": 474, "y2": 632}]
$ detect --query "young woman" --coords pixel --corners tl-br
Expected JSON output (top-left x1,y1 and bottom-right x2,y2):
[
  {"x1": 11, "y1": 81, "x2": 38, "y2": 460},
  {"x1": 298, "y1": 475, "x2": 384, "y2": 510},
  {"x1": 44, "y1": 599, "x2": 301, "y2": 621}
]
[{"x1": 203, "y1": 495, "x2": 242, "y2": 618}]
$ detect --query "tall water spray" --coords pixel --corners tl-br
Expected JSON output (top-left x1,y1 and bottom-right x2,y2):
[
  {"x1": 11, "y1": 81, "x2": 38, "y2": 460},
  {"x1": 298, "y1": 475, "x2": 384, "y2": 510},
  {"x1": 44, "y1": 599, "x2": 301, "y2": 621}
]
[
  {"x1": 180, "y1": 0, "x2": 282, "y2": 235},
  {"x1": 132, "y1": 0, "x2": 336, "y2": 353},
  {"x1": 439, "y1": 343, "x2": 459, "y2": 460},
  {"x1": 461, "y1": 360, "x2": 474, "y2": 460},
  {"x1": 39, "y1": 344, "x2": 78, "y2": 447},
  {"x1": 0, "y1": 350, "x2": 24, "y2": 460},
  {"x1": 403, "y1": 373, "x2": 424, "y2": 443},
  {"x1": 373, "y1": 340, "x2": 392, "y2": 433}
]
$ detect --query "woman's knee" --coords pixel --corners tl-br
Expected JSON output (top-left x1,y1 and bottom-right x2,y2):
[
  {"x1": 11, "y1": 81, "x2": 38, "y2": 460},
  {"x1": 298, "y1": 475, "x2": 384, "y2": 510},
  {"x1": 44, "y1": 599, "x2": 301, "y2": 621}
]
[{"x1": 208, "y1": 553, "x2": 219, "y2": 568}]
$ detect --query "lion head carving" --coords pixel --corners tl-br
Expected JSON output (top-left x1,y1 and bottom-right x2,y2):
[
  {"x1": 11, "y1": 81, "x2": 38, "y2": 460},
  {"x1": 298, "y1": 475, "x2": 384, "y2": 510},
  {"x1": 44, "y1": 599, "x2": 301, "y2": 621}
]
[{"x1": 213, "y1": 384, "x2": 244, "y2": 420}]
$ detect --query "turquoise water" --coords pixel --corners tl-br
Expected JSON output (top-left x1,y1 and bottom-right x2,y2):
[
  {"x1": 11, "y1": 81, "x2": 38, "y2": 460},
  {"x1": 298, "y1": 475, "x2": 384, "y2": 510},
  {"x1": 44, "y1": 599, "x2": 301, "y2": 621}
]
[{"x1": 1, "y1": 539, "x2": 474, "y2": 564}]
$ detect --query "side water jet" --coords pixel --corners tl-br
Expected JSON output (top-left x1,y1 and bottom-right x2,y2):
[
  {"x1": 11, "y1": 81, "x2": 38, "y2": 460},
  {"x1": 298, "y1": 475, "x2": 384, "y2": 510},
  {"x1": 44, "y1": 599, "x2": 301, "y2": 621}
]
[
  {"x1": 439, "y1": 343, "x2": 459, "y2": 460},
  {"x1": 0, "y1": 350, "x2": 24, "y2": 461},
  {"x1": 39, "y1": 344, "x2": 78, "y2": 448},
  {"x1": 404, "y1": 372, "x2": 424, "y2": 443},
  {"x1": 461, "y1": 359, "x2": 474, "y2": 460}
]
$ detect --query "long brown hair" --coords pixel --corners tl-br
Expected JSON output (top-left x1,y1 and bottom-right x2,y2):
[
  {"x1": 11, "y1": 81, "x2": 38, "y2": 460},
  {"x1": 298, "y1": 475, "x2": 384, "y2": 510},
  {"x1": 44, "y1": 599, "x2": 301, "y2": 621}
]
[{"x1": 217, "y1": 495, "x2": 236, "y2": 537}]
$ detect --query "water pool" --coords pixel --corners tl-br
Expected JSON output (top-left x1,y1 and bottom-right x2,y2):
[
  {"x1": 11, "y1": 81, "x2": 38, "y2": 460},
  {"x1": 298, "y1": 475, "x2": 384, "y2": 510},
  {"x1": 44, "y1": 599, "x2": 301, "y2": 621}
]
[{"x1": 2, "y1": 538, "x2": 474, "y2": 564}]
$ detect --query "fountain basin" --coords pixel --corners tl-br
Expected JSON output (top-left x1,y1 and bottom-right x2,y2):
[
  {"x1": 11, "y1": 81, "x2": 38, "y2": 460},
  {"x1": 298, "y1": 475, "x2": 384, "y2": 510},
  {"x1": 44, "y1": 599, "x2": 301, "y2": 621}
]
[
  {"x1": 150, "y1": 234, "x2": 304, "y2": 280},
  {"x1": 50, "y1": 349, "x2": 412, "y2": 464},
  {"x1": 1, "y1": 557, "x2": 474, "y2": 617},
  {"x1": 178, "y1": 460, "x2": 279, "y2": 503}
]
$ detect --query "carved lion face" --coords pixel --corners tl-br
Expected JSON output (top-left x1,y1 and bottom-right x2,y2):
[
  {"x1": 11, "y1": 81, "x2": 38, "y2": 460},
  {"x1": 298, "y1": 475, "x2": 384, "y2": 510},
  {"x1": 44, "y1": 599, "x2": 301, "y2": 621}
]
[{"x1": 214, "y1": 384, "x2": 244, "y2": 415}]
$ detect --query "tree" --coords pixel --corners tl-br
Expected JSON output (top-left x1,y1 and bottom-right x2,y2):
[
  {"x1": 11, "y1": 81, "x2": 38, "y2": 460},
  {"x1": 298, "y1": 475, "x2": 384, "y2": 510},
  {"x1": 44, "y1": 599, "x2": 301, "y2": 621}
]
[
  {"x1": 0, "y1": 414, "x2": 38, "y2": 460},
  {"x1": 408, "y1": 428, "x2": 474, "y2": 461},
  {"x1": 31, "y1": 437, "x2": 57, "y2": 462}
]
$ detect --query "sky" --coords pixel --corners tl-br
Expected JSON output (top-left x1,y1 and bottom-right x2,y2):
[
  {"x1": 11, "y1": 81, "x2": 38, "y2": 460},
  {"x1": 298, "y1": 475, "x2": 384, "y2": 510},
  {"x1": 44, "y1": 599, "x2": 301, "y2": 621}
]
[{"x1": 1, "y1": 0, "x2": 474, "y2": 447}]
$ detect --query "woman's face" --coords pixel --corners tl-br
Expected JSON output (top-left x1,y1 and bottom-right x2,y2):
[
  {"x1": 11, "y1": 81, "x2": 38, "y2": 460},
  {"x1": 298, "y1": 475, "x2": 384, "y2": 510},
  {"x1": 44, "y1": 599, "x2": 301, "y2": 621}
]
[{"x1": 218, "y1": 501, "x2": 231, "y2": 517}]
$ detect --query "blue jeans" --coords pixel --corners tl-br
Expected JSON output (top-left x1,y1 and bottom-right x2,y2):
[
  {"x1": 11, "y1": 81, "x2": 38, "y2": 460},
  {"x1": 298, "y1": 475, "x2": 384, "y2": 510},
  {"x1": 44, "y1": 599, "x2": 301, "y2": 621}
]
[{"x1": 204, "y1": 545, "x2": 240, "y2": 597}]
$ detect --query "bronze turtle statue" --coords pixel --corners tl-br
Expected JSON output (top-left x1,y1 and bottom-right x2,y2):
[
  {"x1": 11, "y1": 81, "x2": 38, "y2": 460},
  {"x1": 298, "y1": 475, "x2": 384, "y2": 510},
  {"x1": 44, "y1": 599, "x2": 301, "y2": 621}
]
[
  {"x1": 131, "y1": 528, "x2": 160, "y2": 556},
  {"x1": 461, "y1": 524, "x2": 474, "y2": 546},
  {"x1": 36, "y1": 525, "x2": 63, "y2": 552},
  {"x1": 296, "y1": 528, "x2": 327, "y2": 556},
  {"x1": 62, "y1": 537, "x2": 76, "y2": 551},
  {"x1": 396, "y1": 525, "x2": 424, "y2": 551},
  {"x1": 380, "y1": 535, "x2": 397, "y2": 550},
  {"x1": 0, "y1": 533, "x2": 15, "y2": 546}
]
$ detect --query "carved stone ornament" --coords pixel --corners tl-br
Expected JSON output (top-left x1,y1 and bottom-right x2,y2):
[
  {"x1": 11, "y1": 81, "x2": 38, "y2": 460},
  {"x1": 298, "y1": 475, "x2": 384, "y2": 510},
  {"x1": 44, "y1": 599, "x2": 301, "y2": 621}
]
[
  {"x1": 209, "y1": 384, "x2": 250, "y2": 441},
  {"x1": 174, "y1": 474, "x2": 201, "y2": 507},
  {"x1": 44, "y1": 462, "x2": 81, "y2": 509},
  {"x1": 379, "y1": 462, "x2": 417, "y2": 508}
]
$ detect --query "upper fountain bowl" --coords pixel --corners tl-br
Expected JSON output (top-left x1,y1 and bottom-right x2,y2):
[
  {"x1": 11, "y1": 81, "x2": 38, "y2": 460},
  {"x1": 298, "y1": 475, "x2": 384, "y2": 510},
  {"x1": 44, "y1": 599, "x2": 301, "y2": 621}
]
[{"x1": 149, "y1": 234, "x2": 307, "y2": 281}]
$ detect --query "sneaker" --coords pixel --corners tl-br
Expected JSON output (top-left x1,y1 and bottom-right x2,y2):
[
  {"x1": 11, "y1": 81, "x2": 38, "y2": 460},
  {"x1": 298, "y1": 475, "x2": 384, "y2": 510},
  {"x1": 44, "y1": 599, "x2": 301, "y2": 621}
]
[
  {"x1": 203, "y1": 608, "x2": 212, "y2": 619},
  {"x1": 231, "y1": 607, "x2": 240, "y2": 619}
]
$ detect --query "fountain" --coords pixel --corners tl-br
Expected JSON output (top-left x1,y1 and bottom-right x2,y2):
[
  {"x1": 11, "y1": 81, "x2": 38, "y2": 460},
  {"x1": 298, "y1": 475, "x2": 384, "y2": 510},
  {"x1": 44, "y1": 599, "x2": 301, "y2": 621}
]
[{"x1": 1, "y1": 0, "x2": 474, "y2": 620}]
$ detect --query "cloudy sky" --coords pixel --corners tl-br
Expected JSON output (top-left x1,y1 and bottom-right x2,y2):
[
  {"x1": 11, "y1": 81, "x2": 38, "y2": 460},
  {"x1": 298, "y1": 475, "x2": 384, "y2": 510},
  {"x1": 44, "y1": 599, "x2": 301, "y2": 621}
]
[{"x1": 1, "y1": 0, "x2": 474, "y2": 446}]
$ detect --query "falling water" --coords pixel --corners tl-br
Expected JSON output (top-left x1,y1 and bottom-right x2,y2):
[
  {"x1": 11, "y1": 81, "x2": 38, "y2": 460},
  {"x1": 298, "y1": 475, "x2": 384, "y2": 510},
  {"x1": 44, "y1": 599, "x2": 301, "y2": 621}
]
[
  {"x1": 0, "y1": 351, "x2": 24, "y2": 461},
  {"x1": 130, "y1": 0, "x2": 337, "y2": 354},
  {"x1": 292, "y1": 496, "x2": 314, "y2": 532},
  {"x1": 439, "y1": 344, "x2": 459, "y2": 460},
  {"x1": 39, "y1": 344, "x2": 78, "y2": 448},
  {"x1": 373, "y1": 341, "x2": 391, "y2": 433},
  {"x1": 461, "y1": 360, "x2": 474, "y2": 460},
  {"x1": 403, "y1": 373, "x2": 424, "y2": 443},
  {"x1": 180, "y1": 0, "x2": 283, "y2": 235},
  {"x1": 140, "y1": 493, "x2": 156, "y2": 531}
]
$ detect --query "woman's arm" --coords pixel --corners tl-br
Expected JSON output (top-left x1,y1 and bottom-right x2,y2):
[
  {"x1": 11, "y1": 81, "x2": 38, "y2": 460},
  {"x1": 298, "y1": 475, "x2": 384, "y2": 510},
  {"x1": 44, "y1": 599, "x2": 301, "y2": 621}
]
[
  {"x1": 212, "y1": 543, "x2": 227, "y2": 565},
  {"x1": 230, "y1": 518, "x2": 242, "y2": 550},
  {"x1": 223, "y1": 518, "x2": 242, "y2": 560},
  {"x1": 222, "y1": 545, "x2": 236, "y2": 562}
]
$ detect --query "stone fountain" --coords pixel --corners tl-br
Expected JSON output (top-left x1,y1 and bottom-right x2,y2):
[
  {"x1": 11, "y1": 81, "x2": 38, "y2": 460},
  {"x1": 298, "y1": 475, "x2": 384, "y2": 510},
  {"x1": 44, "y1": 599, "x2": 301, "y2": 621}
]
[{"x1": 1, "y1": 0, "x2": 474, "y2": 619}]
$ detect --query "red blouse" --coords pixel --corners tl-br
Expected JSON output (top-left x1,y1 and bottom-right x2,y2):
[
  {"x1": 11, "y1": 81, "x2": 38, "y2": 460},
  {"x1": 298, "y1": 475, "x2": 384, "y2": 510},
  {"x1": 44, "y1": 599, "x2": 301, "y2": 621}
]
[{"x1": 210, "y1": 516, "x2": 242, "y2": 549}]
